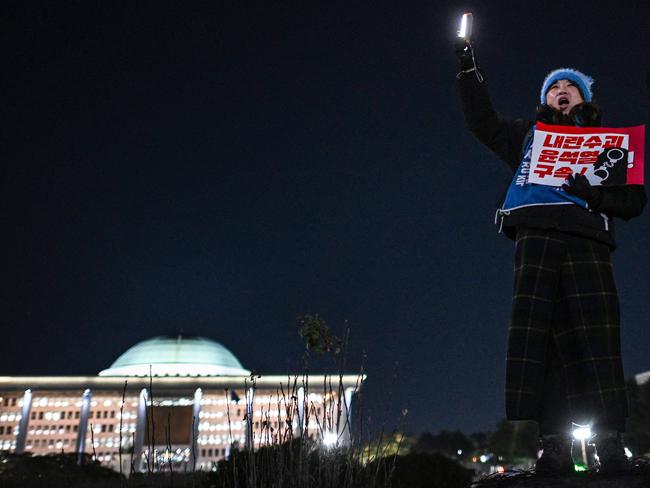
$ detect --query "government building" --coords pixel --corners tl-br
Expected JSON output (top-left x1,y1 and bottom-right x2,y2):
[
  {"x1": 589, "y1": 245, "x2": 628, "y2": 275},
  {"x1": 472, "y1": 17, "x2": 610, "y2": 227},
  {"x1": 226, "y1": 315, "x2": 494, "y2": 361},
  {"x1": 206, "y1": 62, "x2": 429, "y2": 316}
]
[{"x1": 0, "y1": 335, "x2": 363, "y2": 473}]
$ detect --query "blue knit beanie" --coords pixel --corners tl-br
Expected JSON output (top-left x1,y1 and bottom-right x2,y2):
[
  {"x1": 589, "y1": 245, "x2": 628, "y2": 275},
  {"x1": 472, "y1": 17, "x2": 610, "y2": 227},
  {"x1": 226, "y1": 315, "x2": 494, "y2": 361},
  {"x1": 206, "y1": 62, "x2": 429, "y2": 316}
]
[{"x1": 540, "y1": 68, "x2": 594, "y2": 104}]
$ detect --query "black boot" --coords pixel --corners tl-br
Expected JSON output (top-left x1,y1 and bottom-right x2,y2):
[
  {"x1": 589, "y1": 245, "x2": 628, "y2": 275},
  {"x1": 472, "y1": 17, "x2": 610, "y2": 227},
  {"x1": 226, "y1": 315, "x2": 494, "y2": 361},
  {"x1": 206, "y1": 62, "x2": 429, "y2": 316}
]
[
  {"x1": 595, "y1": 432, "x2": 630, "y2": 475},
  {"x1": 535, "y1": 435, "x2": 574, "y2": 476}
]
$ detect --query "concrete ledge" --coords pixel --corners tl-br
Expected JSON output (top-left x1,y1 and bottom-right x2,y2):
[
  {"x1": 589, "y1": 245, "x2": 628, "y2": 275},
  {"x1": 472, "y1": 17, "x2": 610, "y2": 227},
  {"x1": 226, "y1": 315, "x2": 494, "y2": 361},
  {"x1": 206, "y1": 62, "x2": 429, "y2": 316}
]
[{"x1": 471, "y1": 459, "x2": 650, "y2": 487}]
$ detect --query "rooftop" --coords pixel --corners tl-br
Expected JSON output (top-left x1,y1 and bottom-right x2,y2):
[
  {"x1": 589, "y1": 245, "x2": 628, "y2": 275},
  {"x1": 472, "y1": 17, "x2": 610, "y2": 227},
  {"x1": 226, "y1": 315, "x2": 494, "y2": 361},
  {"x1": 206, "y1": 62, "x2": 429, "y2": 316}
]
[{"x1": 98, "y1": 335, "x2": 251, "y2": 377}]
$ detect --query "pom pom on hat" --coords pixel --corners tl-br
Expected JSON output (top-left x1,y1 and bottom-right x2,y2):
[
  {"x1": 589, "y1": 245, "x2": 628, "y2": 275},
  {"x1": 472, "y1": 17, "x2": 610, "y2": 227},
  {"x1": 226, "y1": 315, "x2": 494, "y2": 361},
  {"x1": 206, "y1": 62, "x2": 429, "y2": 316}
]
[{"x1": 540, "y1": 68, "x2": 594, "y2": 104}]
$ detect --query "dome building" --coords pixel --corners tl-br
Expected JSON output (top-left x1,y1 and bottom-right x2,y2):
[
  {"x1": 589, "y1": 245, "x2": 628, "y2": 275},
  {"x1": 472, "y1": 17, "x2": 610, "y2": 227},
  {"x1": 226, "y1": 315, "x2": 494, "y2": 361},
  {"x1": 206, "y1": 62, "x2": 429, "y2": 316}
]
[
  {"x1": 0, "y1": 335, "x2": 363, "y2": 473},
  {"x1": 99, "y1": 336, "x2": 251, "y2": 377}
]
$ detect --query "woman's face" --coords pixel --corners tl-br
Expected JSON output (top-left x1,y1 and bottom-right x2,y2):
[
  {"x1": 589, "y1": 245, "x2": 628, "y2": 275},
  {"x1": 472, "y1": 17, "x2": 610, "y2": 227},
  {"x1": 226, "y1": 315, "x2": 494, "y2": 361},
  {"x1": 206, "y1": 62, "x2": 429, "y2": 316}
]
[{"x1": 545, "y1": 79, "x2": 584, "y2": 114}]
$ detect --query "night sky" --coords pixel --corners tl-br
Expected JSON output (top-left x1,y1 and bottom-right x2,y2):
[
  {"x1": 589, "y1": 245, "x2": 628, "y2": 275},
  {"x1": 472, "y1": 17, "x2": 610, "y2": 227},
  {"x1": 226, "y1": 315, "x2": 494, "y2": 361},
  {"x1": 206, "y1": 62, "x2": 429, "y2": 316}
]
[{"x1": 3, "y1": 1, "x2": 650, "y2": 436}]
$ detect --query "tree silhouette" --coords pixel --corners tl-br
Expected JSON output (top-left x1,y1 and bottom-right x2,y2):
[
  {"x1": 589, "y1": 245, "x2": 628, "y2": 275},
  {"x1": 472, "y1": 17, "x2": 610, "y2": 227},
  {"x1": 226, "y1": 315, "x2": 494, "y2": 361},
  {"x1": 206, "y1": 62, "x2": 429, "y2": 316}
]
[
  {"x1": 488, "y1": 419, "x2": 538, "y2": 462},
  {"x1": 414, "y1": 430, "x2": 473, "y2": 458}
]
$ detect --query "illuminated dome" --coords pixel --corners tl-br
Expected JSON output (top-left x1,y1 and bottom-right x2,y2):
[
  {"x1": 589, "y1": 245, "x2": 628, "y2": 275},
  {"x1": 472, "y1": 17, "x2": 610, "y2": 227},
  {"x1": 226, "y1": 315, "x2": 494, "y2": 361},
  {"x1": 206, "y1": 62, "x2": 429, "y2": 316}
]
[{"x1": 99, "y1": 336, "x2": 250, "y2": 377}]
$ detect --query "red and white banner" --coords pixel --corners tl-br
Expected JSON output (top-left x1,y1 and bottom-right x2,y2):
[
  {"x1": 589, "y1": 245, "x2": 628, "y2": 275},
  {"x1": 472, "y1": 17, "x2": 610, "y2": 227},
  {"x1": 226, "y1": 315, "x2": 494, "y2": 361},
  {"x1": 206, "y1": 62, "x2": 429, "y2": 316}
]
[{"x1": 529, "y1": 122, "x2": 645, "y2": 187}]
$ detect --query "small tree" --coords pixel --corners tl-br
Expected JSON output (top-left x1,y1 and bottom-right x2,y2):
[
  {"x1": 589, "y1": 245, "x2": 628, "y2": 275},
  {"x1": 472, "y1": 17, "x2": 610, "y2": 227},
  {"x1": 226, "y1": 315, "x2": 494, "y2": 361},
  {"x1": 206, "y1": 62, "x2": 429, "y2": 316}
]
[{"x1": 297, "y1": 314, "x2": 342, "y2": 356}]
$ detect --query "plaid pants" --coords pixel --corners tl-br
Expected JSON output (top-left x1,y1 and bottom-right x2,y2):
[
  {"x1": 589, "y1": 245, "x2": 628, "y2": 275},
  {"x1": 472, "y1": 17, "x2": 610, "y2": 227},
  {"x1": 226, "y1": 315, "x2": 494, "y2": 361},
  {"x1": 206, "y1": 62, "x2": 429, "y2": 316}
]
[{"x1": 505, "y1": 227, "x2": 628, "y2": 434}]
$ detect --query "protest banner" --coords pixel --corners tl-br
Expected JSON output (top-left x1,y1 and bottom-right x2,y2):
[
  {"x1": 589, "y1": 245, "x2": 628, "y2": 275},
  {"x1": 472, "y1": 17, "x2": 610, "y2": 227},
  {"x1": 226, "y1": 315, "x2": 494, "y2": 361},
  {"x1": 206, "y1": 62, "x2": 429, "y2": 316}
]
[{"x1": 529, "y1": 122, "x2": 645, "y2": 187}]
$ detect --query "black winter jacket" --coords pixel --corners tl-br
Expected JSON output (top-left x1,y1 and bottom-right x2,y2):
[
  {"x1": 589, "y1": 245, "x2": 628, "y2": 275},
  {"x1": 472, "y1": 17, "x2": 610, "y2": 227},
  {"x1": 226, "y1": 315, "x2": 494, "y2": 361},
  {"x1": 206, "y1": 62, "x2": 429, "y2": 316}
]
[{"x1": 457, "y1": 70, "x2": 647, "y2": 248}]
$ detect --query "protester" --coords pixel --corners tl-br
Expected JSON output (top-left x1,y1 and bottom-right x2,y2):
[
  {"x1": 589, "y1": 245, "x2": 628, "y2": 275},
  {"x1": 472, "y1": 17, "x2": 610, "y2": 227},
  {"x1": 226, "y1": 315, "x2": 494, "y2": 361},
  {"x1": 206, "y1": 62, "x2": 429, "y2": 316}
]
[{"x1": 455, "y1": 39, "x2": 647, "y2": 475}]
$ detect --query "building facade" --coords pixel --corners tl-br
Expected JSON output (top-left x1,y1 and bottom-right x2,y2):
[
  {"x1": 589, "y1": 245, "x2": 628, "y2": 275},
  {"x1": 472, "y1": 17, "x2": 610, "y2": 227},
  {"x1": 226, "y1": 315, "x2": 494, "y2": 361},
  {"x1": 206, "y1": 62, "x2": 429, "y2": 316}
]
[{"x1": 0, "y1": 336, "x2": 363, "y2": 473}]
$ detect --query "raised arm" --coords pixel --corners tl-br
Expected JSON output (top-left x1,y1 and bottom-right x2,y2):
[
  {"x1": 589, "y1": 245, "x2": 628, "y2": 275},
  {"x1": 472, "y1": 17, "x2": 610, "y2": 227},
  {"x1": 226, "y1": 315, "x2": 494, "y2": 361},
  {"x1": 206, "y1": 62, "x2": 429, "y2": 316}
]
[{"x1": 455, "y1": 40, "x2": 532, "y2": 172}]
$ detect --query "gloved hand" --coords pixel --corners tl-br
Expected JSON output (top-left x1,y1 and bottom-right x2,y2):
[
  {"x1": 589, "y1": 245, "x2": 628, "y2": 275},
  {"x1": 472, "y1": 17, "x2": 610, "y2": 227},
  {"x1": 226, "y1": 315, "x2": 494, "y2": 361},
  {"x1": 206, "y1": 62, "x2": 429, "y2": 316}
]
[
  {"x1": 562, "y1": 173, "x2": 602, "y2": 208},
  {"x1": 569, "y1": 102, "x2": 602, "y2": 127},
  {"x1": 536, "y1": 104, "x2": 566, "y2": 125},
  {"x1": 536, "y1": 102, "x2": 602, "y2": 127},
  {"x1": 454, "y1": 38, "x2": 475, "y2": 72}
]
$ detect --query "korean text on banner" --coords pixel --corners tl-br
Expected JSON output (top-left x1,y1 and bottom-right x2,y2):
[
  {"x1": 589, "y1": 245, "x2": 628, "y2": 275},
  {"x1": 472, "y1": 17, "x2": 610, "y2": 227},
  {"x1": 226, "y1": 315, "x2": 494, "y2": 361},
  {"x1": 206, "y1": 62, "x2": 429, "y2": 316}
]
[{"x1": 529, "y1": 122, "x2": 645, "y2": 187}]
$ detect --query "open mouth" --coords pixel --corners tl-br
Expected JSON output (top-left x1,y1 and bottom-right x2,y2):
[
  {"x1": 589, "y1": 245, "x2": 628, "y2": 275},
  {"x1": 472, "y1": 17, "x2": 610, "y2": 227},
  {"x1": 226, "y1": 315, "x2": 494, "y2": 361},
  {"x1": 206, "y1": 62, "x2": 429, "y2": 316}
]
[{"x1": 558, "y1": 96, "x2": 570, "y2": 109}]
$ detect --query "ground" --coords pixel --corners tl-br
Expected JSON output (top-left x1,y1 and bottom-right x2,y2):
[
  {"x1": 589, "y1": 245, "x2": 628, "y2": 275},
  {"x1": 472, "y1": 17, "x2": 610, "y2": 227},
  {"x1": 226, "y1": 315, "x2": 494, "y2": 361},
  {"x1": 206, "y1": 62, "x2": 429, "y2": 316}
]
[{"x1": 471, "y1": 458, "x2": 650, "y2": 487}]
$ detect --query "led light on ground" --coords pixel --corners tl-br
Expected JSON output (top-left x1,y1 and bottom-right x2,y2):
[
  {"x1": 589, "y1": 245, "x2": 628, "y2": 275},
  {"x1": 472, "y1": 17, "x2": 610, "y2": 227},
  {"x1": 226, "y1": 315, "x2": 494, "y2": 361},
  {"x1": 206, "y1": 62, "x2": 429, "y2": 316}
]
[{"x1": 572, "y1": 425, "x2": 592, "y2": 440}]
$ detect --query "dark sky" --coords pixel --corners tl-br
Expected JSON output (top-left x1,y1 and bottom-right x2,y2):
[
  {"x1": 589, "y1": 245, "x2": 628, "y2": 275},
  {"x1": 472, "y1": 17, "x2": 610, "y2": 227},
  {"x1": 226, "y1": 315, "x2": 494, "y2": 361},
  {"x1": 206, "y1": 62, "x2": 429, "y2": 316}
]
[{"x1": 2, "y1": 1, "x2": 650, "y2": 436}]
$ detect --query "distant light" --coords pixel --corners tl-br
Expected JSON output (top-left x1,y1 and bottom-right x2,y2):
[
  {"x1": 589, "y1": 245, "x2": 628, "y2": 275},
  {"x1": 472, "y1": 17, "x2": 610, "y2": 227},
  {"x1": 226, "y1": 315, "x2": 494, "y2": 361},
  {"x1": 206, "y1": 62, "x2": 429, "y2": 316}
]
[
  {"x1": 572, "y1": 425, "x2": 592, "y2": 440},
  {"x1": 480, "y1": 455, "x2": 488, "y2": 463},
  {"x1": 323, "y1": 432, "x2": 338, "y2": 447},
  {"x1": 574, "y1": 463, "x2": 588, "y2": 472},
  {"x1": 624, "y1": 447, "x2": 633, "y2": 459},
  {"x1": 457, "y1": 449, "x2": 462, "y2": 456}
]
